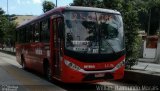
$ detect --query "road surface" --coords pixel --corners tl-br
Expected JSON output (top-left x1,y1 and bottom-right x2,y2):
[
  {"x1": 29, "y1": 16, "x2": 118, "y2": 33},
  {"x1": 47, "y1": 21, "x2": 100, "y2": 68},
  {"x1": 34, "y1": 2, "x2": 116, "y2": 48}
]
[
  {"x1": 0, "y1": 52, "x2": 143, "y2": 91},
  {"x1": 0, "y1": 52, "x2": 65, "y2": 91}
]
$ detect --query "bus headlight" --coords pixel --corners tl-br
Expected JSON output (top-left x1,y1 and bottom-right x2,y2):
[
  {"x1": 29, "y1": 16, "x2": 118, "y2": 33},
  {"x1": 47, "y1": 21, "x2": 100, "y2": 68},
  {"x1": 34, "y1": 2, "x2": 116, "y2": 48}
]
[
  {"x1": 115, "y1": 59, "x2": 125, "y2": 69},
  {"x1": 64, "y1": 60, "x2": 81, "y2": 71}
]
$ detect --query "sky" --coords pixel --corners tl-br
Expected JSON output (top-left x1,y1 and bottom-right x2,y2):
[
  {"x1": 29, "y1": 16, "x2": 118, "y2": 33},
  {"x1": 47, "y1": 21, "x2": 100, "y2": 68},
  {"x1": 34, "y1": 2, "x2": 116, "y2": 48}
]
[{"x1": 0, "y1": 0, "x2": 73, "y2": 15}]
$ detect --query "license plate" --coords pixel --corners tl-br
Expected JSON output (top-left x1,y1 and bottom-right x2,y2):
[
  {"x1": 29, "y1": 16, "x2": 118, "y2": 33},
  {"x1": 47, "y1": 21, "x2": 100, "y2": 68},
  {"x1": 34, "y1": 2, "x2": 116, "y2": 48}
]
[{"x1": 95, "y1": 73, "x2": 105, "y2": 78}]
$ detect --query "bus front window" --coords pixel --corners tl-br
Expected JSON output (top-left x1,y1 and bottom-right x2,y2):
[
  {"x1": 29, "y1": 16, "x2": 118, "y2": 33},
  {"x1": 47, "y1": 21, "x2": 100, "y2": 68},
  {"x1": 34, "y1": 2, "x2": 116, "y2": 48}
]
[
  {"x1": 64, "y1": 11, "x2": 99, "y2": 54},
  {"x1": 98, "y1": 13, "x2": 124, "y2": 53},
  {"x1": 64, "y1": 11, "x2": 124, "y2": 54}
]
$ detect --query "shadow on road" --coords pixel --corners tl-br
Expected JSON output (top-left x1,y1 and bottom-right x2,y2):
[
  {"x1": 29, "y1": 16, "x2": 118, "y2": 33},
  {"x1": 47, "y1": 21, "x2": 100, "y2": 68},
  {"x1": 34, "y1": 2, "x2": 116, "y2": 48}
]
[{"x1": 51, "y1": 81, "x2": 99, "y2": 91}]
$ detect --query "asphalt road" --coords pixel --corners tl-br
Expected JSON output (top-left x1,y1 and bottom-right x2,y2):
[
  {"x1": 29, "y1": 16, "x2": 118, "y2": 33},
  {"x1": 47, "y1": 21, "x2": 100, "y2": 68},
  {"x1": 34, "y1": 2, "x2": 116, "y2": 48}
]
[
  {"x1": 0, "y1": 52, "x2": 142, "y2": 91},
  {"x1": 0, "y1": 52, "x2": 102, "y2": 91},
  {"x1": 0, "y1": 52, "x2": 65, "y2": 91}
]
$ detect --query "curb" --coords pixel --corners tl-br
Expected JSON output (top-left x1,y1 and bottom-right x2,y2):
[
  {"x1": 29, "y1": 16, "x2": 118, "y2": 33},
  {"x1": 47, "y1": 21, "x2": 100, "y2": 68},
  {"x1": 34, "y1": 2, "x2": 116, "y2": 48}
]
[{"x1": 124, "y1": 70, "x2": 160, "y2": 86}]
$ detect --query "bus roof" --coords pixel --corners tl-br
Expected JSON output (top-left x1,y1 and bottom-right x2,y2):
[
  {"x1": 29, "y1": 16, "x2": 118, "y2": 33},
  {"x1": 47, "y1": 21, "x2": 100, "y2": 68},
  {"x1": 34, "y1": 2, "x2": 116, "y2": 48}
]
[
  {"x1": 64, "y1": 6, "x2": 120, "y2": 14},
  {"x1": 17, "y1": 6, "x2": 120, "y2": 29}
]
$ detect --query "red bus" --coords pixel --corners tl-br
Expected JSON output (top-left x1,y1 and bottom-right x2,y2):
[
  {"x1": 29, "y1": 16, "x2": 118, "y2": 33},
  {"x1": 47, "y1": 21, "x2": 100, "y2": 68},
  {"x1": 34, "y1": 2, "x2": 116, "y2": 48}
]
[{"x1": 15, "y1": 6, "x2": 125, "y2": 83}]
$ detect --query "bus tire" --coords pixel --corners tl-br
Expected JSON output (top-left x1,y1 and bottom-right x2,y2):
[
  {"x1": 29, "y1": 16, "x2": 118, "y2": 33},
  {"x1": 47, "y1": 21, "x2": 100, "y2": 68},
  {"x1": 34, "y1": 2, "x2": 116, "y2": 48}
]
[
  {"x1": 44, "y1": 61, "x2": 52, "y2": 81},
  {"x1": 21, "y1": 55, "x2": 26, "y2": 70}
]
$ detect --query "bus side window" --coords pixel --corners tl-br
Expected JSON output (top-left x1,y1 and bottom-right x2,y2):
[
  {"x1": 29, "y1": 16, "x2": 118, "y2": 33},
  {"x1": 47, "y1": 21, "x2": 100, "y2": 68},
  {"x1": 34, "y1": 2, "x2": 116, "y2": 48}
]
[
  {"x1": 16, "y1": 30, "x2": 18, "y2": 43},
  {"x1": 19, "y1": 29, "x2": 21, "y2": 43},
  {"x1": 20, "y1": 29, "x2": 22, "y2": 43},
  {"x1": 23, "y1": 27, "x2": 26, "y2": 43},
  {"x1": 41, "y1": 19, "x2": 50, "y2": 43},
  {"x1": 20, "y1": 29, "x2": 25, "y2": 43},
  {"x1": 31, "y1": 24, "x2": 35, "y2": 42},
  {"x1": 35, "y1": 22, "x2": 40, "y2": 42},
  {"x1": 28, "y1": 26, "x2": 32, "y2": 43},
  {"x1": 26, "y1": 26, "x2": 31, "y2": 43},
  {"x1": 16, "y1": 30, "x2": 20, "y2": 43},
  {"x1": 26, "y1": 26, "x2": 29, "y2": 43},
  {"x1": 15, "y1": 30, "x2": 17, "y2": 43}
]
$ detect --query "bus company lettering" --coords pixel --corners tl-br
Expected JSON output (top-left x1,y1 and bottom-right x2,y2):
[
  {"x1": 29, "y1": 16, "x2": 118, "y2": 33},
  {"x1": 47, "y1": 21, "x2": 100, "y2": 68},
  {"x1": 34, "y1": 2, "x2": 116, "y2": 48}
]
[
  {"x1": 84, "y1": 65, "x2": 95, "y2": 69},
  {"x1": 83, "y1": 64, "x2": 114, "y2": 69},
  {"x1": 105, "y1": 64, "x2": 114, "y2": 68}
]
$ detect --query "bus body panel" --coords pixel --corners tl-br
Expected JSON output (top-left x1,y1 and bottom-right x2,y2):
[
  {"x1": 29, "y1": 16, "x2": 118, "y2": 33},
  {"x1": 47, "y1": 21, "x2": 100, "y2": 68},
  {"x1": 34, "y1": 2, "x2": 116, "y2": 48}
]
[{"x1": 16, "y1": 42, "x2": 50, "y2": 74}]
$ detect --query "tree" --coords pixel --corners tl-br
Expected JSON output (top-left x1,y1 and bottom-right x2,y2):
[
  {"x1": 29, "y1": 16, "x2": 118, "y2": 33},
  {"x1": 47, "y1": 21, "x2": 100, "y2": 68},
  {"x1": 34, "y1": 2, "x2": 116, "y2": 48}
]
[
  {"x1": 42, "y1": 1, "x2": 55, "y2": 13},
  {"x1": 147, "y1": 0, "x2": 160, "y2": 35},
  {"x1": 70, "y1": 0, "x2": 84, "y2": 6},
  {"x1": 102, "y1": 0, "x2": 123, "y2": 10},
  {"x1": 0, "y1": 8, "x2": 5, "y2": 15},
  {"x1": 0, "y1": 8, "x2": 5, "y2": 44},
  {"x1": 121, "y1": 1, "x2": 141, "y2": 69},
  {"x1": 0, "y1": 8, "x2": 17, "y2": 48},
  {"x1": 71, "y1": 0, "x2": 101, "y2": 7},
  {"x1": 131, "y1": 0, "x2": 160, "y2": 35}
]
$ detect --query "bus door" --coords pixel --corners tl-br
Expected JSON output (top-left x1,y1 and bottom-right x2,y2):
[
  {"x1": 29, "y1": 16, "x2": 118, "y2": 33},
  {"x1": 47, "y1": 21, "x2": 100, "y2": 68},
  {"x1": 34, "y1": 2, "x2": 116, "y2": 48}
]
[{"x1": 52, "y1": 17, "x2": 63, "y2": 78}]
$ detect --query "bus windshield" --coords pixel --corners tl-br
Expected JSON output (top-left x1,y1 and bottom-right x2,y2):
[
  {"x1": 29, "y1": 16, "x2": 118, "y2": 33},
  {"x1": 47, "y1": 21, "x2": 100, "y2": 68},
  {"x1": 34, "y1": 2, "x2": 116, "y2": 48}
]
[{"x1": 64, "y1": 11, "x2": 124, "y2": 54}]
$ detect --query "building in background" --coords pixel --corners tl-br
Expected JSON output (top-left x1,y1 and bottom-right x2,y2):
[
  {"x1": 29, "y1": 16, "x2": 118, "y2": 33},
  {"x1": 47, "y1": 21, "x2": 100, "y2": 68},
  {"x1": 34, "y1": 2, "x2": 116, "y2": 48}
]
[
  {"x1": 138, "y1": 31, "x2": 158, "y2": 61},
  {"x1": 14, "y1": 15, "x2": 37, "y2": 26},
  {"x1": 143, "y1": 35, "x2": 158, "y2": 59}
]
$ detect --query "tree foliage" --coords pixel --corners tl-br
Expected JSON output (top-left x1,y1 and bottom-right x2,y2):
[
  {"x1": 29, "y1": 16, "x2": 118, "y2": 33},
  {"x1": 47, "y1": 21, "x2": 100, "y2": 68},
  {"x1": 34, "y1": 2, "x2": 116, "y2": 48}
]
[
  {"x1": 147, "y1": 0, "x2": 160, "y2": 35},
  {"x1": 0, "y1": 8, "x2": 5, "y2": 15},
  {"x1": 121, "y1": 1, "x2": 141, "y2": 69},
  {"x1": 0, "y1": 8, "x2": 5, "y2": 44},
  {"x1": 71, "y1": 0, "x2": 101, "y2": 7},
  {"x1": 0, "y1": 8, "x2": 17, "y2": 46},
  {"x1": 42, "y1": 1, "x2": 55, "y2": 13},
  {"x1": 131, "y1": 0, "x2": 160, "y2": 35}
]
